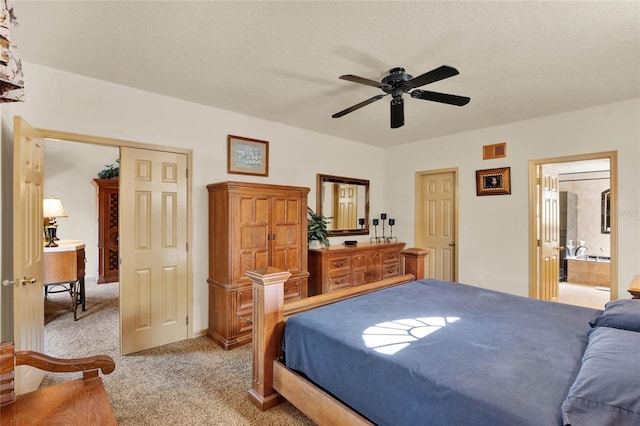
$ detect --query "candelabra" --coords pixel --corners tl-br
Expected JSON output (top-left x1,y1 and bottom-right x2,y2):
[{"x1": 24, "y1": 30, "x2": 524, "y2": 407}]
[{"x1": 370, "y1": 214, "x2": 398, "y2": 244}]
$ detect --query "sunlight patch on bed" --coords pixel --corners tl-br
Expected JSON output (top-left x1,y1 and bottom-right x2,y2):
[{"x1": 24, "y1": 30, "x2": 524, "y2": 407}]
[{"x1": 362, "y1": 317, "x2": 460, "y2": 355}]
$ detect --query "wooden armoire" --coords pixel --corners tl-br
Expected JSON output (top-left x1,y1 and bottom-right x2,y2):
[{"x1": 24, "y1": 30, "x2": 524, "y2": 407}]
[
  {"x1": 206, "y1": 181, "x2": 309, "y2": 350},
  {"x1": 93, "y1": 179, "x2": 119, "y2": 284}
]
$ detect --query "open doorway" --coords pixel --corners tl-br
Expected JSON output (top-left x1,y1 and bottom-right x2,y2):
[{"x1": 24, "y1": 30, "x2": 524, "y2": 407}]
[
  {"x1": 43, "y1": 140, "x2": 119, "y2": 356},
  {"x1": 529, "y1": 151, "x2": 618, "y2": 308}
]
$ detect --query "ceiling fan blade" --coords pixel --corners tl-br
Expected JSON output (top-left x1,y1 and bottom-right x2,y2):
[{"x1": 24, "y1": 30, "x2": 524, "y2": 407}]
[
  {"x1": 332, "y1": 94, "x2": 387, "y2": 118},
  {"x1": 339, "y1": 74, "x2": 393, "y2": 90},
  {"x1": 407, "y1": 65, "x2": 460, "y2": 89},
  {"x1": 390, "y1": 97, "x2": 404, "y2": 128},
  {"x1": 410, "y1": 89, "x2": 470, "y2": 106}
]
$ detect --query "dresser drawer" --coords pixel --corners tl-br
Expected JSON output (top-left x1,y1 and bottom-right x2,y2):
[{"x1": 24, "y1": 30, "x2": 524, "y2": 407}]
[
  {"x1": 328, "y1": 256, "x2": 351, "y2": 272},
  {"x1": 283, "y1": 280, "x2": 301, "y2": 300},
  {"x1": 328, "y1": 272, "x2": 351, "y2": 292},
  {"x1": 237, "y1": 312, "x2": 253, "y2": 334},
  {"x1": 236, "y1": 287, "x2": 253, "y2": 312},
  {"x1": 383, "y1": 263, "x2": 400, "y2": 278},
  {"x1": 383, "y1": 251, "x2": 400, "y2": 264}
]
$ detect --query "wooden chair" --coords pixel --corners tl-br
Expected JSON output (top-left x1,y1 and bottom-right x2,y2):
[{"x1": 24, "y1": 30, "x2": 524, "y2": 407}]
[{"x1": 0, "y1": 342, "x2": 117, "y2": 425}]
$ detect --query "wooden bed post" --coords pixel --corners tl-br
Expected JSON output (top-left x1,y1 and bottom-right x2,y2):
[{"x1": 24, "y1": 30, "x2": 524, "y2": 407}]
[
  {"x1": 246, "y1": 267, "x2": 291, "y2": 411},
  {"x1": 402, "y1": 247, "x2": 428, "y2": 280}
]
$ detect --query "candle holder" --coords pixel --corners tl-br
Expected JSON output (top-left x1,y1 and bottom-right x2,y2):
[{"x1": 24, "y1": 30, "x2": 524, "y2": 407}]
[
  {"x1": 385, "y1": 218, "x2": 397, "y2": 243},
  {"x1": 370, "y1": 218, "x2": 382, "y2": 244},
  {"x1": 358, "y1": 218, "x2": 365, "y2": 229}
]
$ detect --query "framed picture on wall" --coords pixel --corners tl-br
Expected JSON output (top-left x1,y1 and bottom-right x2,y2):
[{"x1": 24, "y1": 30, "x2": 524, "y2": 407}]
[
  {"x1": 227, "y1": 135, "x2": 269, "y2": 177},
  {"x1": 476, "y1": 167, "x2": 511, "y2": 196}
]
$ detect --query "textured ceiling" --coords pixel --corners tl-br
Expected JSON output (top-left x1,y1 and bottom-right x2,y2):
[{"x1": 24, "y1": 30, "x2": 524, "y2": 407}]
[{"x1": 13, "y1": 1, "x2": 640, "y2": 147}]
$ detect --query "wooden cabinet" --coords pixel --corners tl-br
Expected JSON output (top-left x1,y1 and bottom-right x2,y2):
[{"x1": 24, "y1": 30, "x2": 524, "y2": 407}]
[
  {"x1": 93, "y1": 179, "x2": 119, "y2": 284},
  {"x1": 206, "y1": 181, "x2": 310, "y2": 350},
  {"x1": 308, "y1": 242, "x2": 406, "y2": 295}
]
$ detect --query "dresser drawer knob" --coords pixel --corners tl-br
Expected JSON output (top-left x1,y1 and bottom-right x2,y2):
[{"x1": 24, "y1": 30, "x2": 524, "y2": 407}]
[{"x1": 246, "y1": 318, "x2": 253, "y2": 325}]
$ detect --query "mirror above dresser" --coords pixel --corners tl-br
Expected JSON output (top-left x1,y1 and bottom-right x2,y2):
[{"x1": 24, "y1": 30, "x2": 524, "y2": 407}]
[{"x1": 317, "y1": 174, "x2": 369, "y2": 237}]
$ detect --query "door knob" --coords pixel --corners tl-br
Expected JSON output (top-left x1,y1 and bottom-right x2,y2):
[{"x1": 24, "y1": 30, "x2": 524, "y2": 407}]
[
  {"x1": 554, "y1": 246, "x2": 565, "y2": 251},
  {"x1": 2, "y1": 279, "x2": 14, "y2": 287},
  {"x1": 448, "y1": 242, "x2": 456, "y2": 247},
  {"x1": 20, "y1": 277, "x2": 37, "y2": 286}
]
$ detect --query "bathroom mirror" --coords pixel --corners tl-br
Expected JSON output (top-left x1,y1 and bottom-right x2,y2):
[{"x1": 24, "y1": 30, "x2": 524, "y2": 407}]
[
  {"x1": 601, "y1": 189, "x2": 610, "y2": 234},
  {"x1": 317, "y1": 174, "x2": 369, "y2": 236}
]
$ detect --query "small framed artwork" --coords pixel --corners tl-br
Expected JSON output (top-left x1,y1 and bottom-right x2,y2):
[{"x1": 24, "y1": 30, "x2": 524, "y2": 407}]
[
  {"x1": 476, "y1": 167, "x2": 511, "y2": 196},
  {"x1": 227, "y1": 135, "x2": 269, "y2": 177}
]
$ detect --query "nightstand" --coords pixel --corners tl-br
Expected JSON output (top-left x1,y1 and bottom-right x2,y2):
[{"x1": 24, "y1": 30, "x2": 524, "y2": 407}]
[{"x1": 43, "y1": 240, "x2": 86, "y2": 320}]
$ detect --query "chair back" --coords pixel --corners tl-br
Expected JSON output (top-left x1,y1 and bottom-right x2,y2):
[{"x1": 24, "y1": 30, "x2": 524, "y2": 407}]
[{"x1": 0, "y1": 342, "x2": 16, "y2": 405}]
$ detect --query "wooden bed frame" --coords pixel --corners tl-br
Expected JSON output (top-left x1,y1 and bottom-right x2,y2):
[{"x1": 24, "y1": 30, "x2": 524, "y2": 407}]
[{"x1": 247, "y1": 247, "x2": 428, "y2": 425}]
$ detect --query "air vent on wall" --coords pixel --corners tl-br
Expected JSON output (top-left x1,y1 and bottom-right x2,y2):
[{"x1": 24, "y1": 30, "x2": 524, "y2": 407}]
[{"x1": 483, "y1": 142, "x2": 506, "y2": 160}]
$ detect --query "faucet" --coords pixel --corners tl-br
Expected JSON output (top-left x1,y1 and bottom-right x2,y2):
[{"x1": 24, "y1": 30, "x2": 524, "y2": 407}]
[{"x1": 575, "y1": 245, "x2": 589, "y2": 259}]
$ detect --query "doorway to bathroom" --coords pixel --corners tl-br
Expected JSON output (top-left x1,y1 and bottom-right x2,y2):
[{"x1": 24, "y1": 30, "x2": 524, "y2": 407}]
[{"x1": 528, "y1": 151, "x2": 618, "y2": 309}]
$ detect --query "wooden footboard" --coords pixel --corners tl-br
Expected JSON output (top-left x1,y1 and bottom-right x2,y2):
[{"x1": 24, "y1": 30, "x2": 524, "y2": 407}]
[{"x1": 247, "y1": 247, "x2": 428, "y2": 419}]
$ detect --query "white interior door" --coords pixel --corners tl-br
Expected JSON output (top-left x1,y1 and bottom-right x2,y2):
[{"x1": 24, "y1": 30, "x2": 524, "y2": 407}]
[
  {"x1": 539, "y1": 165, "x2": 560, "y2": 301},
  {"x1": 119, "y1": 147, "x2": 188, "y2": 355},
  {"x1": 416, "y1": 171, "x2": 457, "y2": 281},
  {"x1": 13, "y1": 116, "x2": 46, "y2": 393}
]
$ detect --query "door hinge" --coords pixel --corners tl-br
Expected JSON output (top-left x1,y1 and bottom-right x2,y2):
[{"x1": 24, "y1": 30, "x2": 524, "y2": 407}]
[
  {"x1": 186, "y1": 316, "x2": 189, "y2": 326},
  {"x1": 186, "y1": 242, "x2": 188, "y2": 251},
  {"x1": 536, "y1": 177, "x2": 541, "y2": 185},
  {"x1": 537, "y1": 239, "x2": 541, "y2": 247},
  {"x1": 186, "y1": 168, "x2": 189, "y2": 178}
]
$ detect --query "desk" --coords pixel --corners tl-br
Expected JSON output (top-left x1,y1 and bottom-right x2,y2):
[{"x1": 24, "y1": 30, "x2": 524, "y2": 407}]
[{"x1": 43, "y1": 240, "x2": 86, "y2": 320}]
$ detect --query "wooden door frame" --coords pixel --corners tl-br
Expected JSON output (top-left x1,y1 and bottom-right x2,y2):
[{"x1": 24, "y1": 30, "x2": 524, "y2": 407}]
[
  {"x1": 528, "y1": 151, "x2": 618, "y2": 300},
  {"x1": 414, "y1": 167, "x2": 459, "y2": 282},
  {"x1": 22, "y1": 125, "x2": 194, "y2": 342}
]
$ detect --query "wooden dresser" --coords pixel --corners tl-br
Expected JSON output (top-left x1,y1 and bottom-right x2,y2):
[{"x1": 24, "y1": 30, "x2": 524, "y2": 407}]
[
  {"x1": 308, "y1": 242, "x2": 406, "y2": 295},
  {"x1": 206, "y1": 181, "x2": 310, "y2": 350},
  {"x1": 93, "y1": 179, "x2": 119, "y2": 284}
]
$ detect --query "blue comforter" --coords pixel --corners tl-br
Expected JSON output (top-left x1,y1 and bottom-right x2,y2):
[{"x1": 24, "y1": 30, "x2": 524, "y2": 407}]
[{"x1": 283, "y1": 279, "x2": 600, "y2": 426}]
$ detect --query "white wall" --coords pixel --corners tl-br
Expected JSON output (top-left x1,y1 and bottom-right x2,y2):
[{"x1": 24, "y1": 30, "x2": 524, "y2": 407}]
[
  {"x1": 384, "y1": 99, "x2": 640, "y2": 298},
  {"x1": 12, "y1": 62, "x2": 385, "y2": 334}
]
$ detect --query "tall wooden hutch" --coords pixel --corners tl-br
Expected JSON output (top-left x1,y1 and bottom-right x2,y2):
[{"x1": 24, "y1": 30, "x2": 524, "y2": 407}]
[
  {"x1": 93, "y1": 179, "x2": 119, "y2": 284},
  {"x1": 206, "y1": 181, "x2": 310, "y2": 349}
]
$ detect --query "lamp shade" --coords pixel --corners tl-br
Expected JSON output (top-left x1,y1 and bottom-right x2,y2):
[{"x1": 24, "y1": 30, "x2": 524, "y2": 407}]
[{"x1": 43, "y1": 197, "x2": 68, "y2": 218}]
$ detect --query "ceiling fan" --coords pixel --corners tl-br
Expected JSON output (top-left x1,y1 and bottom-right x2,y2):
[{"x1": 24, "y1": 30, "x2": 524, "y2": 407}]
[{"x1": 332, "y1": 65, "x2": 470, "y2": 129}]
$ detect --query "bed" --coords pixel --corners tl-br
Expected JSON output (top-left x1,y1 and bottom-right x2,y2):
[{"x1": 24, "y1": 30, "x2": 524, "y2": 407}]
[{"x1": 248, "y1": 253, "x2": 640, "y2": 426}]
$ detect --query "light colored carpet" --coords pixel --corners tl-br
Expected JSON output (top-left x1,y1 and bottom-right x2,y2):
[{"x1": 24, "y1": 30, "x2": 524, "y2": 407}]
[{"x1": 43, "y1": 279, "x2": 315, "y2": 425}]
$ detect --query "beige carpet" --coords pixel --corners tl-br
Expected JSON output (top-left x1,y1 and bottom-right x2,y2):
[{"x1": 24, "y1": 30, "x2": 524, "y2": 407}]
[{"x1": 43, "y1": 280, "x2": 315, "y2": 425}]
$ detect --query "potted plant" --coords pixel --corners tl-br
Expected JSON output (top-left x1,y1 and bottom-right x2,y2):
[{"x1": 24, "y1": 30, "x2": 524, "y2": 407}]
[
  {"x1": 307, "y1": 207, "x2": 331, "y2": 248},
  {"x1": 97, "y1": 159, "x2": 120, "y2": 179}
]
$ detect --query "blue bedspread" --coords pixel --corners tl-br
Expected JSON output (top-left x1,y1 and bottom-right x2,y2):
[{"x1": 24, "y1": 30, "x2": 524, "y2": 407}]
[{"x1": 283, "y1": 279, "x2": 600, "y2": 426}]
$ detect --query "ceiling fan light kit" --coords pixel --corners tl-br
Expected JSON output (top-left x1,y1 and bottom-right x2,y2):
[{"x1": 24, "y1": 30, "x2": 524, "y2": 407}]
[{"x1": 332, "y1": 65, "x2": 470, "y2": 128}]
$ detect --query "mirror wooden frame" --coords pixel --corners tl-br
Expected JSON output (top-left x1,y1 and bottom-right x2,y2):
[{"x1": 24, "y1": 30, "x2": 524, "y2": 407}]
[{"x1": 316, "y1": 174, "x2": 369, "y2": 237}]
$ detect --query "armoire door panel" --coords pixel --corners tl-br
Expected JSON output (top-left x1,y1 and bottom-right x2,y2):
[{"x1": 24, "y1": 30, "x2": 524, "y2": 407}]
[
  {"x1": 274, "y1": 223, "x2": 298, "y2": 246},
  {"x1": 240, "y1": 226, "x2": 269, "y2": 250}
]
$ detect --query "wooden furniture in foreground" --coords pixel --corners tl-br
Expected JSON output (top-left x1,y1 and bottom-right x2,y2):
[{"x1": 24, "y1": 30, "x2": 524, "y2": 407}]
[
  {"x1": 206, "y1": 181, "x2": 310, "y2": 350},
  {"x1": 93, "y1": 178, "x2": 119, "y2": 284},
  {"x1": 628, "y1": 275, "x2": 640, "y2": 299},
  {"x1": 248, "y1": 248, "x2": 428, "y2": 422},
  {"x1": 0, "y1": 342, "x2": 116, "y2": 425},
  {"x1": 43, "y1": 240, "x2": 86, "y2": 321},
  {"x1": 308, "y1": 242, "x2": 406, "y2": 295}
]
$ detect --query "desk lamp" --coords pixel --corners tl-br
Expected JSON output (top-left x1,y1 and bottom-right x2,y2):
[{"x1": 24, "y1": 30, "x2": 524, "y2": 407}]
[{"x1": 43, "y1": 197, "x2": 68, "y2": 247}]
